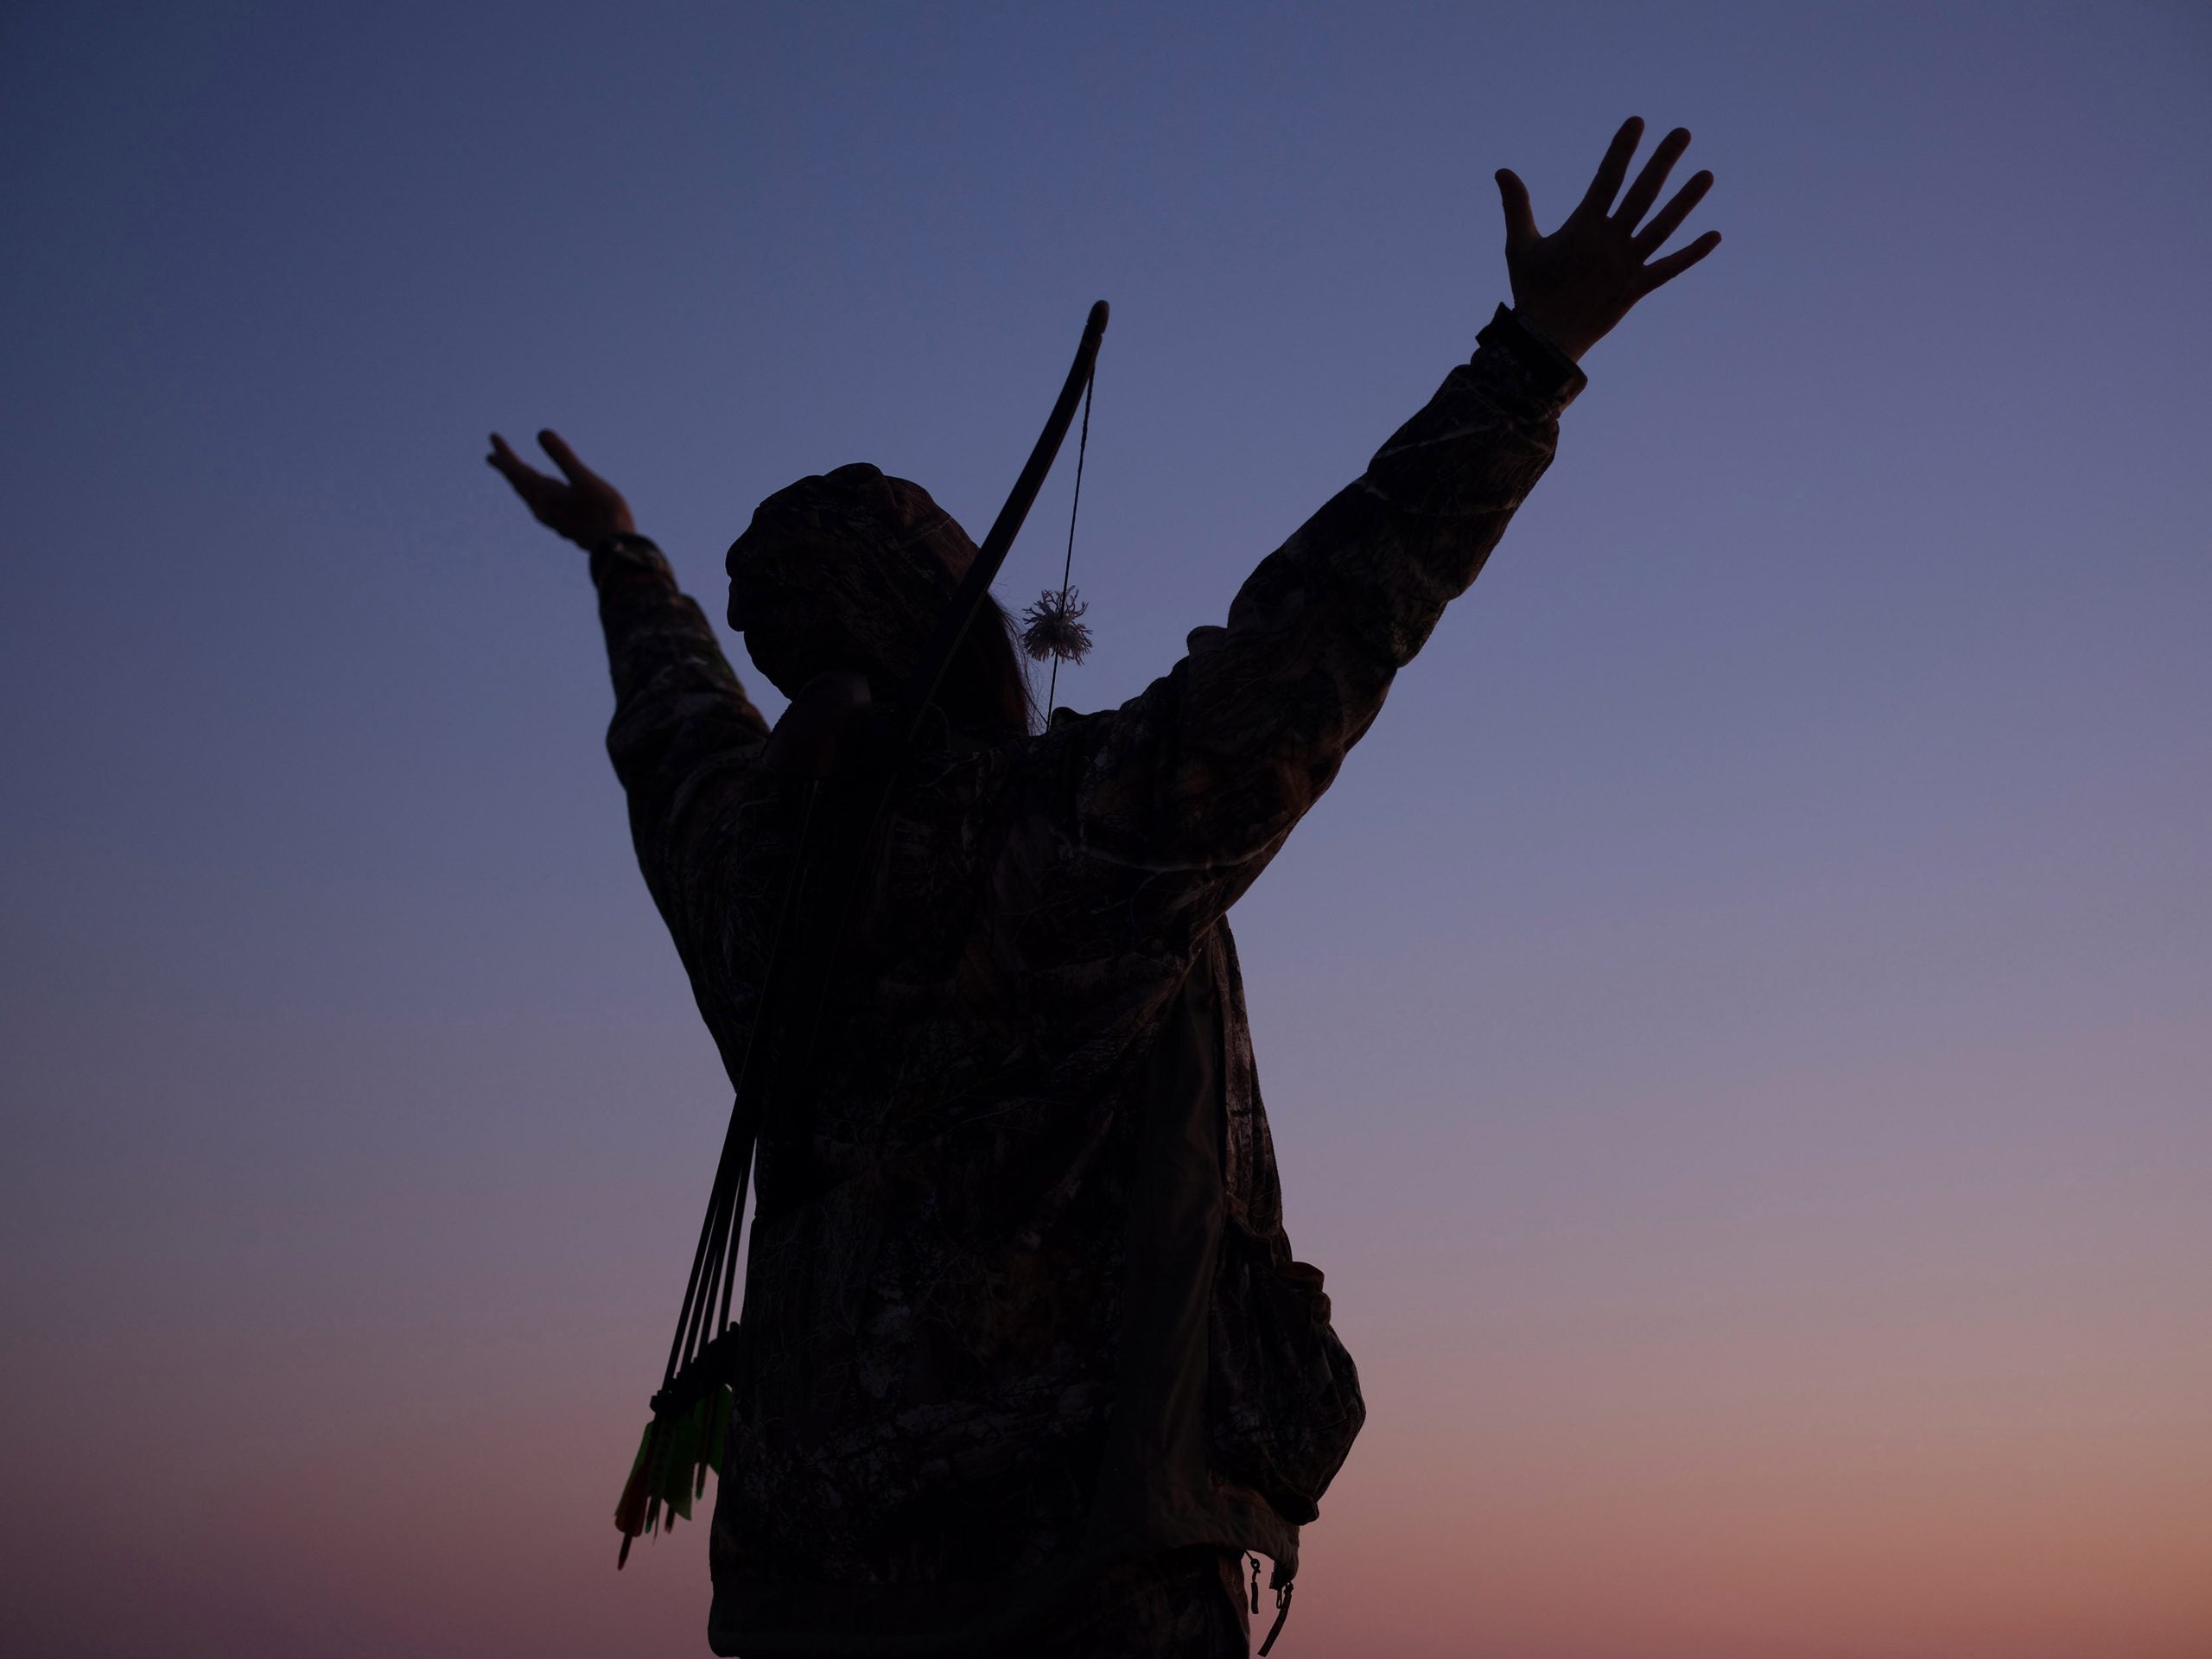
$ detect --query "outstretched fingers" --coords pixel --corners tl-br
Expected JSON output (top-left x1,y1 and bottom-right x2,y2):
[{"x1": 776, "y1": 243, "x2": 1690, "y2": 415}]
[
  {"x1": 488, "y1": 432, "x2": 552, "y2": 495},
  {"x1": 1634, "y1": 168, "x2": 1713, "y2": 255},
  {"x1": 1614, "y1": 127, "x2": 1691, "y2": 230},
  {"x1": 537, "y1": 428, "x2": 600, "y2": 486},
  {"x1": 1639, "y1": 229, "x2": 1723, "y2": 293},
  {"x1": 1578, "y1": 116, "x2": 1644, "y2": 215}
]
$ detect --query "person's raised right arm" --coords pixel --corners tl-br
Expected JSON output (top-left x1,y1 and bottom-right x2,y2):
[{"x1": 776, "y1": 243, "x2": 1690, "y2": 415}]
[{"x1": 487, "y1": 429, "x2": 770, "y2": 913}]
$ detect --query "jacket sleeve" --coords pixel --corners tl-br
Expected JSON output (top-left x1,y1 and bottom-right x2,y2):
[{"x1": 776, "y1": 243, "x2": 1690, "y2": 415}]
[
  {"x1": 588, "y1": 533, "x2": 772, "y2": 926},
  {"x1": 1039, "y1": 306, "x2": 1586, "y2": 950}
]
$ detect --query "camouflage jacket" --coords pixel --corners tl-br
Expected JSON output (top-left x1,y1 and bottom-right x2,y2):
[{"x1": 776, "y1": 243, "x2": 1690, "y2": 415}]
[{"x1": 588, "y1": 307, "x2": 1584, "y2": 1656}]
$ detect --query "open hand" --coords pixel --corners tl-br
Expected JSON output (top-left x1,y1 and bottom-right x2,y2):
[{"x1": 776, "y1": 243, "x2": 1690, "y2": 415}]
[
  {"x1": 1495, "y1": 118, "x2": 1720, "y2": 362},
  {"x1": 486, "y1": 429, "x2": 636, "y2": 550}
]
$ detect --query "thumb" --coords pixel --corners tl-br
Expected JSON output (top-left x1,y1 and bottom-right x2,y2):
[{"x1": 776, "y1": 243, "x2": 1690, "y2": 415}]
[{"x1": 1495, "y1": 168, "x2": 1538, "y2": 251}]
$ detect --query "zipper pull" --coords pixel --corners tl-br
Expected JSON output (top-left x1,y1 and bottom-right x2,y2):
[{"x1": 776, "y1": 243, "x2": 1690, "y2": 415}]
[
  {"x1": 1248, "y1": 1554, "x2": 1261, "y2": 1614},
  {"x1": 1258, "y1": 1580, "x2": 1294, "y2": 1656}
]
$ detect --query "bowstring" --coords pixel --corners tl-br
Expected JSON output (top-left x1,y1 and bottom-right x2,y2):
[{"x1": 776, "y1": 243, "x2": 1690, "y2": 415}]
[{"x1": 1045, "y1": 368, "x2": 1095, "y2": 717}]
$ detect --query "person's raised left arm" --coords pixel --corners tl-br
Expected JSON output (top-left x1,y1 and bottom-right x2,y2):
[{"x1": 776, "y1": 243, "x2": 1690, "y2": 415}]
[{"x1": 1029, "y1": 120, "x2": 1719, "y2": 957}]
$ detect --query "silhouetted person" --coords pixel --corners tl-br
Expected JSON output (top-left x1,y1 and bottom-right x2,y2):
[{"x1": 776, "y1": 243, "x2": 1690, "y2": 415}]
[{"x1": 492, "y1": 119, "x2": 1718, "y2": 1659}]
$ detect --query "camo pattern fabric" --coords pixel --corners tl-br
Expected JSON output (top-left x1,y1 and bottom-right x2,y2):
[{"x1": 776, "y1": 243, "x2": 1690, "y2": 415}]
[
  {"x1": 586, "y1": 306, "x2": 1584, "y2": 1656},
  {"x1": 978, "y1": 1548, "x2": 1249, "y2": 1659}
]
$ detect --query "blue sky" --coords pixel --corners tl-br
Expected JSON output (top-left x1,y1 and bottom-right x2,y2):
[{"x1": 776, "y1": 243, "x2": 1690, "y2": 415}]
[{"x1": 4, "y1": 5, "x2": 2209, "y2": 1655}]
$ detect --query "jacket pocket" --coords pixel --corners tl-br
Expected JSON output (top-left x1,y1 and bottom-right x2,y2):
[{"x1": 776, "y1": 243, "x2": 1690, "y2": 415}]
[{"x1": 1205, "y1": 1221, "x2": 1365, "y2": 1523}]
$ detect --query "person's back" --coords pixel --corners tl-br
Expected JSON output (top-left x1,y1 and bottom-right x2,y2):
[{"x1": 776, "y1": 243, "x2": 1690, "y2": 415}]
[{"x1": 489, "y1": 118, "x2": 1719, "y2": 1657}]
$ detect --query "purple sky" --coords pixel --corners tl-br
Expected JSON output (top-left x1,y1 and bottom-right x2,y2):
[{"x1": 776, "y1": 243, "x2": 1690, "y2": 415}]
[{"x1": 4, "y1": 4, "x2": 2209, "y2": 1656}]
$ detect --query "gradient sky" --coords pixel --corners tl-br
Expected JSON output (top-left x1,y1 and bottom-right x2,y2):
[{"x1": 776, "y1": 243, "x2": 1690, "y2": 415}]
[{"x1": 3, "y1": 4, "x2": 2209, "y2": 1656}]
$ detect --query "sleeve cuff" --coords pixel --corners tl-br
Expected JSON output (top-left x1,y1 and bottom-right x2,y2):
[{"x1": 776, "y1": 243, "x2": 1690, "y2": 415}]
[
  {"x1": 1471, "y1": 303, "x2": 1587, "y2": 419},
  {"x1": 588, "y1": 532, "x2": 675, "y2": 588}
]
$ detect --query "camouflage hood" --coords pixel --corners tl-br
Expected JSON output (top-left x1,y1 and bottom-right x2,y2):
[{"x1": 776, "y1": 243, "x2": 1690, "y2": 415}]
[{"x1": 725, "y1": 462, "x2": 976, "y2": 702}]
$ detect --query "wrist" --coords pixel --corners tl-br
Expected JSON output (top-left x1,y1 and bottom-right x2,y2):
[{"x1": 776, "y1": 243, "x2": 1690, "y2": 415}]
[
  {"x1": 1507, "y1": 302, "x2": 1592, "y2": 363},
  {"x1": 1472, "y1": 304, "x2": 1589, "y2": 416},
  {"x1": 569, "y1": 512, "x2": 637, "y2": 550}
]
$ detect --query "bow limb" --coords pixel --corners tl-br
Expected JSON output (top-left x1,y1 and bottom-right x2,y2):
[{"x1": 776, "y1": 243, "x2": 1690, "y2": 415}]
[{"x1": 894, "y1": 300, "x2": 1109, "y2": 745}]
